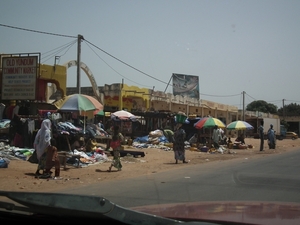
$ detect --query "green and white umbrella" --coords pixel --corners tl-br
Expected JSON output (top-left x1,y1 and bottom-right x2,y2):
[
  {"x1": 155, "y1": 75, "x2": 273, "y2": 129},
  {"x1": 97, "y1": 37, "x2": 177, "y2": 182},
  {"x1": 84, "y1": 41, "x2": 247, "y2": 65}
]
[{"x1": 226, "y1": 120, "x2": 254, "y2": 130}]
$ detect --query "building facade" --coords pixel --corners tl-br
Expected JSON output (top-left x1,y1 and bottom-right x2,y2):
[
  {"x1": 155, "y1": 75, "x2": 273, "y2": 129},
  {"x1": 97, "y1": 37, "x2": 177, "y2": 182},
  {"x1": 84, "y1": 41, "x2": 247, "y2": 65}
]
[{"x1": 67, "y1": 83, "x2": 239, "y2": 125}]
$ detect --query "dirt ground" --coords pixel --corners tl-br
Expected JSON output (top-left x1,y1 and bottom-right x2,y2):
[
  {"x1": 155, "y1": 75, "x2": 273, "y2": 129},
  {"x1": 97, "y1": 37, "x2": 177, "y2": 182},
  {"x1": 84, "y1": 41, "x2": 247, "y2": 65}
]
[{"x1": 1, "y1": 138, "x2": 299, "y2": 193}]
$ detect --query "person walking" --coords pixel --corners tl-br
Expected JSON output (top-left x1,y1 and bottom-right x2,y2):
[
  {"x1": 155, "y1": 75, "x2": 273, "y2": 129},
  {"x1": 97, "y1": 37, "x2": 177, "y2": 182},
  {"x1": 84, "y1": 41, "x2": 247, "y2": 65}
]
[
  {"x1": 267, "y1": 124, "x2": 276, "y2": 149},
  {"x1": 173, "y1": 123, "x2": 188, "y2": 164},
  {"x1": 258, "y1": 120, "x2": 264, "y2": 151},
  {"x1": 33, "y1": 119, "x2": 52, "y2": 176},
  {"x1": 44, "y1": 138, "x2": 61, "y2": 178},
  {"x1": 212, "y1": 125, "x2": 221, "y2": 149},
  {"x1": 108, "y1": 125, "x2": 124, "y2": 172}
]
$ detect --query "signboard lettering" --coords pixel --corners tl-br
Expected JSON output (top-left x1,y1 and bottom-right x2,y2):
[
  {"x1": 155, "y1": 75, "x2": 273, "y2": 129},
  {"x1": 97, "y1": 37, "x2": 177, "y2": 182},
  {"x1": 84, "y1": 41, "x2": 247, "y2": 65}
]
[{"x1": 1, "y1": 56, "x2": 38, "y2": 100}]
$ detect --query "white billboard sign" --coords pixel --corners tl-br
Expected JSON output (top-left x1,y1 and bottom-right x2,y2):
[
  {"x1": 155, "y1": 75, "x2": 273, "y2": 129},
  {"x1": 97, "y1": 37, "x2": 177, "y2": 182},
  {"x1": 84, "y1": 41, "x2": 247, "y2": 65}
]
[{"x1": 1, "y1": 56, "x2": 37, "y2": 100}]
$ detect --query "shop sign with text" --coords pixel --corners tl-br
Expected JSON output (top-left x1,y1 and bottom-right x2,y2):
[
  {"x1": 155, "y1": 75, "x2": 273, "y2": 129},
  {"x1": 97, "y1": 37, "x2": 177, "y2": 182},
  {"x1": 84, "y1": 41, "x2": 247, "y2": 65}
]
[{"x1": 1, "y1": 56, "x2": 38, "y2": 100}]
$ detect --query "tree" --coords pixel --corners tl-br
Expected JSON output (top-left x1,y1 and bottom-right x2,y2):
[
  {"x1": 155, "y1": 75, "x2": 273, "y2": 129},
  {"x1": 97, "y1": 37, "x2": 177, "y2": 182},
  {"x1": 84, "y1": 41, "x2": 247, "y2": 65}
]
[
  {"x1": 246, "y1": 100, "x2": 278, "y2": 114},
  {"x1": 278, "y1": 103, "x2": 300, "y2": 116}
]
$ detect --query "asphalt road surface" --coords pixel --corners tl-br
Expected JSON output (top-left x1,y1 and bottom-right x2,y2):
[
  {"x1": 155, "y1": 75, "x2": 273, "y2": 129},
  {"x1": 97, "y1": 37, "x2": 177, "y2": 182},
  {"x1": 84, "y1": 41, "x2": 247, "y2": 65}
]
[{"x1": 60, "y1": 148, "x2": 300, "y2": 208}]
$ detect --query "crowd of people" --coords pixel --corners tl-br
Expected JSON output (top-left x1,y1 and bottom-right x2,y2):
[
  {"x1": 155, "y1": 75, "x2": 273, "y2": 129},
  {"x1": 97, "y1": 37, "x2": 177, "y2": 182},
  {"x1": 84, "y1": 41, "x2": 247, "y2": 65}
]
[{"x1": 22, "y1": 108, "x2": 279, "y2": 176}]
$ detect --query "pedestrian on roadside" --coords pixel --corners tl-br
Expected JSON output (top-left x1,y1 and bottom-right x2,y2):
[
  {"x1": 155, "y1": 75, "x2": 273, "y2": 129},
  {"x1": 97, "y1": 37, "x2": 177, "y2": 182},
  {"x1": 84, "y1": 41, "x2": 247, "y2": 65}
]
[
  {"x1": 44, "y1": 138, "x2": 61, "y2": 178},
  {"x1": 267, "y1": 124, "x2": 276, "y2": 149},
  {"x1": 33, "y1": 119, "x2": 52, "y2": 176},
  {"x1": 108, "y1": 125, "x2": 124, "y2": 172},
  {"x1": 258, "y1": 120, "x2": 264, "y2": 151},
  {"x1": 173, "y1": 123, "x2": 188, "y2": 164},
  {"x1": 212, "y1": 125, "x2": 221, "y2": 149}
]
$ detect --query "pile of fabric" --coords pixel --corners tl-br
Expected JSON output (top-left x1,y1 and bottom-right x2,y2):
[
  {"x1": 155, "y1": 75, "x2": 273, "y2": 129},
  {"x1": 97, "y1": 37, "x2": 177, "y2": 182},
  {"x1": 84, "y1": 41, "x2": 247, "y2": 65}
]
[{"x1": 133, "y1": 129, "x2": 168, "y2": 145}]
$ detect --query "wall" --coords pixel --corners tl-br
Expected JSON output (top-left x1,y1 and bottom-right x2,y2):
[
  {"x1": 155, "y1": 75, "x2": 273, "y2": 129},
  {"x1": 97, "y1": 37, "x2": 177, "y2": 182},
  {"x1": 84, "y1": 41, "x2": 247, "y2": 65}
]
[{"x1": 66, "y1": 83, "x2": 239, "y2": 123}]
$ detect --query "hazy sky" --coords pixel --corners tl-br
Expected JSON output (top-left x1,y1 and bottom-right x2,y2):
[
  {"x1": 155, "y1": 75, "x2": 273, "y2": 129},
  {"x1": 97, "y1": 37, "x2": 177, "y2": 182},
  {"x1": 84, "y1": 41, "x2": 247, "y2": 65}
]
[{"x1": 1, "y1": 0, "x2": 300, "y2": 109}]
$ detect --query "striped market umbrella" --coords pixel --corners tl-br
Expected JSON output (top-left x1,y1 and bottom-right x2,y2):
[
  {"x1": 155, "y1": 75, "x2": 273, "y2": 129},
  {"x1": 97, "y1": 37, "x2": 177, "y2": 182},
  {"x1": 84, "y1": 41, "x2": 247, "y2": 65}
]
[
  {"x1": 194, "y1": 117, "x2": 226, "y2": 129},
  {"x1": 53, "y1": 94, "x2": 103, "y2": 133},
  {"x1": 54, "y1": 94, "x2": 103, "y2": 113},
  {"x1": 226, "y1": 120, "x2": 254, "y2": 130}
]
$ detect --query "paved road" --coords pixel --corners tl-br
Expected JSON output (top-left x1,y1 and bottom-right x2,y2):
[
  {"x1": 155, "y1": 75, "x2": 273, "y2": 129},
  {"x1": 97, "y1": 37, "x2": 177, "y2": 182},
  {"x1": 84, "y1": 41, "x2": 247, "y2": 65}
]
[{"x1": 61, "y1": 148, "x2": 300, "y2": 208}]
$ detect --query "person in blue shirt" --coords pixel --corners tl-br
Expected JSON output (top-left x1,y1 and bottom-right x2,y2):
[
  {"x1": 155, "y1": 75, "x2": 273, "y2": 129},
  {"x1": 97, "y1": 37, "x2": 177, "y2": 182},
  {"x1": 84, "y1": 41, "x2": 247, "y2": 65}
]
[{"x1": 267, "y1": 124, "x2": 276, "y2": 149}]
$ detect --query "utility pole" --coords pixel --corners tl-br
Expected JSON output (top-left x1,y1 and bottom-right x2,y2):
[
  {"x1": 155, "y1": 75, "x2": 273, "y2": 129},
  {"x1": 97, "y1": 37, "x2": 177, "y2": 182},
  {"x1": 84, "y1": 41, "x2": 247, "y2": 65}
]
[
  {"x1": 282, "y1": 99, "x2": 286, "y2": 120},
  {"x1": 242, "y1": 91, "x2": 245, "y2": 121},
  {"x1": 77, "y1": 34, "x2": 84, "y2": 94}
]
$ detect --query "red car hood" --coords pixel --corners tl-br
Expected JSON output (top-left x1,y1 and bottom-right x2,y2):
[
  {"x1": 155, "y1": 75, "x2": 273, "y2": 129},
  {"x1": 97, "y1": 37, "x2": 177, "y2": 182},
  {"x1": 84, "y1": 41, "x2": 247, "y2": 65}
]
[{"x1": 131, "y1": 201, "x2": 300, "y2": 225}]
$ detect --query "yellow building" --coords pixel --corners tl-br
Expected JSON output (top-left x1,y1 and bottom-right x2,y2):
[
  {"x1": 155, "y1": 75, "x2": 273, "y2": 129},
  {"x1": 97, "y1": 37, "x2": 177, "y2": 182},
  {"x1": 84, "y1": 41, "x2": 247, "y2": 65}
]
[{"x1": 66, "y1": 83, "x2": 239, "y2": 124}]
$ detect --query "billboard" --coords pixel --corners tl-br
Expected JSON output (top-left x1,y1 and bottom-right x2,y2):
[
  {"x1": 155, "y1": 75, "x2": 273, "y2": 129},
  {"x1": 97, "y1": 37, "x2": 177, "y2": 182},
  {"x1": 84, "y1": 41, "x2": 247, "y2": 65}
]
[
  {"x1": 172, "y1": 73, "x2": 199, "y2": 99},
  {"x1": 1, "y1": 55, "x2": 38, "y2": 100}
]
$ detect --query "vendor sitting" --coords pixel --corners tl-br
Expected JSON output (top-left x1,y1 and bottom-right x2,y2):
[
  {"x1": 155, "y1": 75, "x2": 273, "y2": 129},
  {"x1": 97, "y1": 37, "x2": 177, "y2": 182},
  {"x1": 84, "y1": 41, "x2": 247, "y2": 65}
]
[
  {"x1": 234, "y1": 134, "x2": 247, "y2": 149},
  {"x1": 235, "y1": 134, "x2": 245, "y2": 144}
]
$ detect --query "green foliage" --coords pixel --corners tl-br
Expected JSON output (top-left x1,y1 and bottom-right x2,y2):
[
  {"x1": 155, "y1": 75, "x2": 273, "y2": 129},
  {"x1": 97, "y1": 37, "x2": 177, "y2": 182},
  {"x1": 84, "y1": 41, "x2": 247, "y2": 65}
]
[
  {"x1": 246, "y1": 100, "x2": 278, "y2": 114},
  {"x1": 278, "y1": 103, "x2": 300, "y2": 116},
  {"x1": 280, "y1": 119, "x2": 289, "y2": 129}
]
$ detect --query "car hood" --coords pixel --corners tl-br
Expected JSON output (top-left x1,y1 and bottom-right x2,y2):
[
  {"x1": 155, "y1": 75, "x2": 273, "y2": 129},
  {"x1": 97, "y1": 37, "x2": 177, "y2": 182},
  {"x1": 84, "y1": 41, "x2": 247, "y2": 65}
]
[{"x1": 131, "y1": 201, "x2": 300, "y2": 225}]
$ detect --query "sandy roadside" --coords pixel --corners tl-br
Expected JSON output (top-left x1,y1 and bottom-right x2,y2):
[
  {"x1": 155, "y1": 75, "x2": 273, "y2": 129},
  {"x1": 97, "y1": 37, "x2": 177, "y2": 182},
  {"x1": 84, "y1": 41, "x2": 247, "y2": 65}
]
[{"x1": 0, "y1": 138, "x2": 299, "y2": 193}]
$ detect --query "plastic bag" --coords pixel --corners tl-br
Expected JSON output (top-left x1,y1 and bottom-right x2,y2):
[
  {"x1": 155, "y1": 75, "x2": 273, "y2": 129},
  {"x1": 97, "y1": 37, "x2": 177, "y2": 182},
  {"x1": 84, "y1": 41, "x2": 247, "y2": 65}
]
[
  {"x1": 0, "y1": 157, "x2": 10, "y2": 168},
  {"x1": 28, "y1": 150, "x2": 38, "y2": 164}
]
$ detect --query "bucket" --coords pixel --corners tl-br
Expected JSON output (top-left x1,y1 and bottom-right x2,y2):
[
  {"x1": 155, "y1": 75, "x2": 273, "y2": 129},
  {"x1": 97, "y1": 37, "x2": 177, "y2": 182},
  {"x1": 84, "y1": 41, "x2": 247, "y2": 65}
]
[{"x1": 176, "y1": 114, "x2": 187, "y2": 124}]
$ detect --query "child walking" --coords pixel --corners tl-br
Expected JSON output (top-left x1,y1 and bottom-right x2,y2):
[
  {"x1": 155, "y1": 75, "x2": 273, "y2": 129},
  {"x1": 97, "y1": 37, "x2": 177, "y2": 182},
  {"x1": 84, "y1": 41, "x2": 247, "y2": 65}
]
[
  {"x1": 44, "y1": 138, "x2": 61, "y2": 178},
  {"x1": 108, "y1": 125, "x2": 124, "y2": 172}
]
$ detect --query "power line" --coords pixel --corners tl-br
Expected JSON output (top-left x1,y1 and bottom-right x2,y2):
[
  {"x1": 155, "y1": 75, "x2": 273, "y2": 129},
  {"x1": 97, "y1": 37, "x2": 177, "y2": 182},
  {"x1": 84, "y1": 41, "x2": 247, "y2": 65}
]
[
  {"x1": 42, "y1": 40, "x2": 77, "y2": 57},
  {"x1": 285, "y1": 99, "x2": 300, "y2": 104},
  {"x1": 245, "y1": 92, "x2": 256, "y2": 101},
  {"x1": 200, "y1": 93, "x2": 240, "y2": 97},
  {"x1": 84, "y1": 39, "x2": 171, "y2": 86},
  {"x1": 84, "y1": 41, "x2": 153, "y2": 88},
  {"x1": 2, "y1": 23, "x2": 284, "y2": 105},
  {"x1": 41, "y1": 40, "x2": 77, "y2": 64},
  {"x1": 0, "y1": 23, "x2": 77, "y2": 38}
]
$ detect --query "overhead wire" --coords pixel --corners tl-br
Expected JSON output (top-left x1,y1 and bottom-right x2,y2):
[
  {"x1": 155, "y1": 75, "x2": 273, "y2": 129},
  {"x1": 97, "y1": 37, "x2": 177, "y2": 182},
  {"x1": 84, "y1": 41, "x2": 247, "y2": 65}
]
[
  {"x1": 200, "y1": 93, "x2": 240, "y2": 97},
  {"x1": 0, "y1": 23, "x2": 77, "y2": 38},
  {"x1": 84, "y1": 39, "x2": 171, "y2": 86},
  {"x1": 2, "y1": 23, "x2": 292, "y2": 107},
  {"x1": 285, "y1": 99, "x2": 300, "y2": 104},
  {"x1": 245, "y1": 92, "x2": 256, "y2": 102},
  {"x1": 41, "y1": 40, "x2": 77, "y2": 64},
  {"x1": 42, "y1": 40, "x2": 77, "y2": 58},
  {"x1": 84, "y1": 41, "x2": 153, "y2": 88}
]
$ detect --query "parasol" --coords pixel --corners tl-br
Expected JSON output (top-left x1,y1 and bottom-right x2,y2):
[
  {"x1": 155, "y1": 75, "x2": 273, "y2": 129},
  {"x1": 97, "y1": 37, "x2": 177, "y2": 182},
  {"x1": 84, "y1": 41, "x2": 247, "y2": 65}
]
[
  {"x1": 111, "y1": 110, "x2": 136, "y2": 121},
  {"x1": 194, "y1": 117, "x2": 225, "y2": 129},
  {"x1": 226, "y1": 120, "x2": 254, "y2": 130},
  {"x1": 54, "y1": 94, "x2": 103, "y2": 133},
  {"x1": 54, "y1": 94, "x2": 103, "y2": 113}
]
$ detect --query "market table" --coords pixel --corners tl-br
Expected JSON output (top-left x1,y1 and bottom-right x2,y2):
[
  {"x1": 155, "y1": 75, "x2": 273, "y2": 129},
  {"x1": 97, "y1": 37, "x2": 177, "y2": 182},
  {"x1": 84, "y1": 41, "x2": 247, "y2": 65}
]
[{"x1": 95, "y1": 135, "x2": 112, "y2": 150}]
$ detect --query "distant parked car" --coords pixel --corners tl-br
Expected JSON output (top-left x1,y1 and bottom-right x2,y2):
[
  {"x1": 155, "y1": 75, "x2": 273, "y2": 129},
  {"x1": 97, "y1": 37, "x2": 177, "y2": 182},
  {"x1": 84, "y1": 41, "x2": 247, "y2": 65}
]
[{"x1": 285, "y1": 132, "x2": 298, "y2": 140}]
